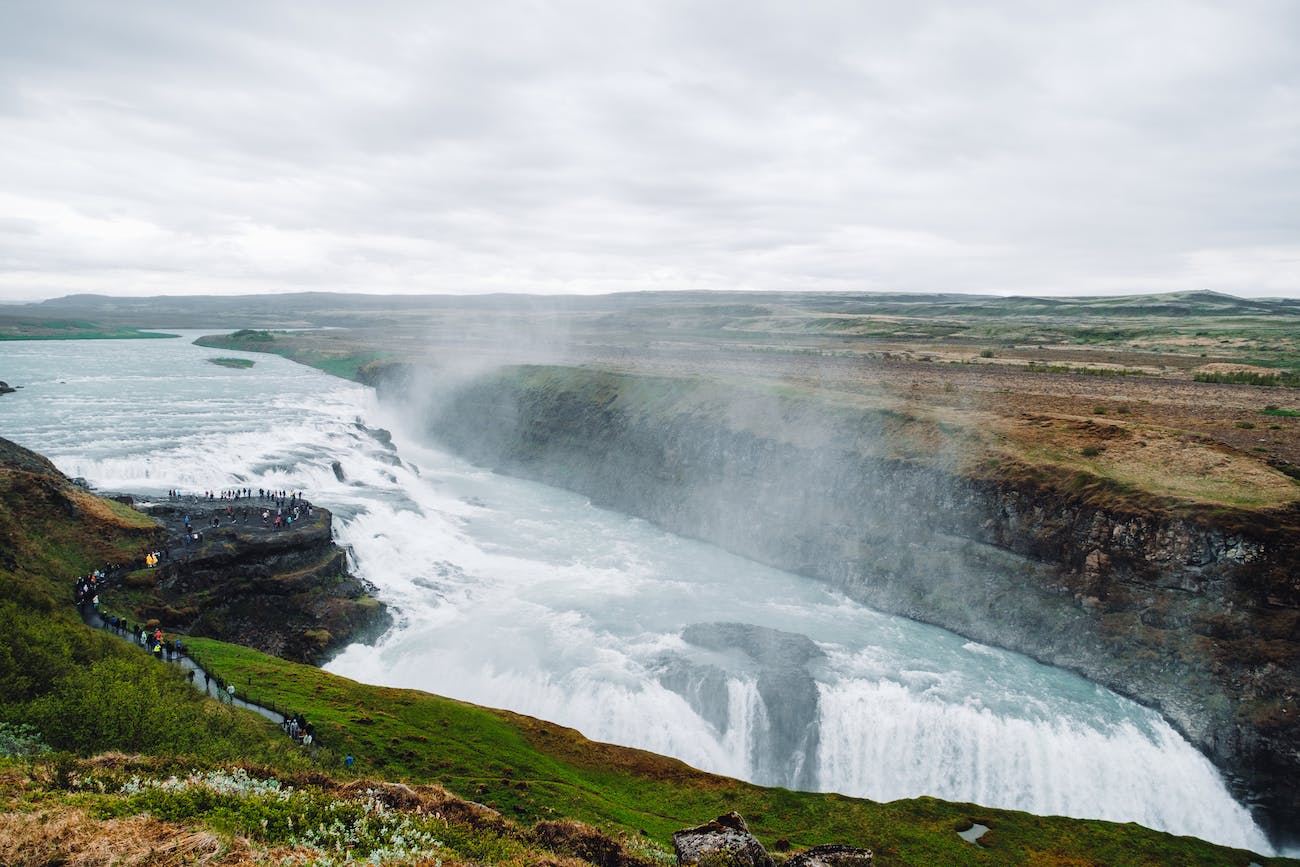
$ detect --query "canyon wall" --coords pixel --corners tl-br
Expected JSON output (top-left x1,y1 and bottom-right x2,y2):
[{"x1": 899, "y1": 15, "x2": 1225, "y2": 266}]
[{"x1": 397, "y1": 364, "x2": 1299, "y2": 842}]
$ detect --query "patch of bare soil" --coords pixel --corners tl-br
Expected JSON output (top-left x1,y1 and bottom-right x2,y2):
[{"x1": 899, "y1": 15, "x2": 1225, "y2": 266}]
[{"x1": 0, "y1": 808, "x2": 261, "y2": 866}]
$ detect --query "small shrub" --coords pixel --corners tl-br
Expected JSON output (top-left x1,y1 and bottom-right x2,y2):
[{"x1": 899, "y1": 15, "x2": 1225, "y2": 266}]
[
  {"x1": 1081, "y1": 446, "x2": 1104, "y2": 457},
  {"x1": 1093, "y1": 407, "x2": 1107, "y2": 415},
  {"x1": 979, "y1": 349, "x2": 995, "y2": 358},
  {"x1": 1236, "y1": 421, "x2": 1256, "y2": 429},
  {"x1": 0, "y1": 722, "x2": 50, "y2": 758},
  {"x1": 1195, "y1": 370, "x2": 1299, "y2": 387}
]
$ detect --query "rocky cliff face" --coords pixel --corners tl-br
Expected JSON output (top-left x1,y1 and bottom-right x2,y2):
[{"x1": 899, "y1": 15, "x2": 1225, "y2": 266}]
[
  {"x1": 407, "y1": 364, "x2": 1300, "y2": 844},
  {"x1": 123, "y1": 501, "x2": 391, "y2": 664}
]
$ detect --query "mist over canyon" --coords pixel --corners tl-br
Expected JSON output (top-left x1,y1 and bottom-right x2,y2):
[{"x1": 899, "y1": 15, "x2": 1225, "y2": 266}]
[{"x1": 3, "y1": 334, "x2": 1291, "y2": 855}]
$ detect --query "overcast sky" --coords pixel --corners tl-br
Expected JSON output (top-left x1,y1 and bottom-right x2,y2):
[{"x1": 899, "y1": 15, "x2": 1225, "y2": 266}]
[{"x1": 1, "y1": 1, "x2": 1297, "y2": 301}]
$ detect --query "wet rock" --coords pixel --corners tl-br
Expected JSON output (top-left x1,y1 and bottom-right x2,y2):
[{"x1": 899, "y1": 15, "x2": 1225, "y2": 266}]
[
  {"x1": 681, "y1": 622, "x2": 824, "y2": 668},
  {"x1": 355, "y1": 421, "x2": 395, "y2": 449},
  {"x1": 681, "y1": 623, "x2": 824, "y2": 789},
  {"x1": 672, "y1": 812, "x2": 773, "y2": 867},
  {"x1": 0, "y1": 380, "x2": 15, "y2": 395},
  {"x1": 331, "y1": 460, "x2": 346, "y2": 482},
  {"x1": 655, "y1": 656, "x2": 732, "y2": 733},
  {"x1": 785, "y1": 845, "x2": 874, "y2": 866}
]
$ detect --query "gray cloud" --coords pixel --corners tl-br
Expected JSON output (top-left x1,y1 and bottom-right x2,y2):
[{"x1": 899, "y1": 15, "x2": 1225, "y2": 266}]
[{"x1": 0, "y1": 0, "x2": 1297, "y2": 300}]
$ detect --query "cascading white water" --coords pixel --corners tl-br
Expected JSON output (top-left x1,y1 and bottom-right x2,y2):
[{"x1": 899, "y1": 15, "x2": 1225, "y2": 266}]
[
  {"x1": 0, "y1": 334, "x2": 1276, "y2": 854},
  {"x1": 816, "y1": 676, "x2": 1258, "y2": 835}
]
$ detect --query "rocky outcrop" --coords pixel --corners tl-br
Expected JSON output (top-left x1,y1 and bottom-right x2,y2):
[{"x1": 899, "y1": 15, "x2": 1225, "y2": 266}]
[
  {"x1": 680, "y1": 623, "x2": 824, "y2": 789},
  {"x1": 416, "y1": 364, "x2": 1300, "y2": 844},
  {"x1": 670, "y1": 812, "x2": 874, "y2": 867},
  {"x1": 121, "y1": 499, "x2": 391, "y2": 664},
  {"x1": 0, "y1": 381, "x2": 15, "y2": 395},
  {"x1": 785, "y1": 845, "x2": 874, "y2": 866},
  {"x1": 672, "y1": 812, "x2": 773, "y2": 867}
]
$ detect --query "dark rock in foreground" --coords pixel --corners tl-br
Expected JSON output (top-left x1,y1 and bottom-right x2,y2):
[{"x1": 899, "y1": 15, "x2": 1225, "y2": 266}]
[
  {"x1": 785, "y1": 845, "x2": 874, "y2": 866},
  {"x1": 672, "y1": 812, "x2": 773, "y2": 867}
]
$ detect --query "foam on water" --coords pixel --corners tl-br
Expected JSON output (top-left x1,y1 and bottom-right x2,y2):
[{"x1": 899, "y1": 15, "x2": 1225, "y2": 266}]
[{"x1": 0, "y1": 335, "x2": 1275, "y2": 854}]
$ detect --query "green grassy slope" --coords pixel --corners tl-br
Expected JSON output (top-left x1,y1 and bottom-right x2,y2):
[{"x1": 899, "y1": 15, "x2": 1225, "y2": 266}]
[{"x1": 0, "y1": 438, "x2": 309, "y2": 768}]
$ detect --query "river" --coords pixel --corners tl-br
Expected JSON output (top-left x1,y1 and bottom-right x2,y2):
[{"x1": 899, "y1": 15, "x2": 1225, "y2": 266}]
[{"x1": 0, "y1": 333, "x2": 1274, "y2": 853}]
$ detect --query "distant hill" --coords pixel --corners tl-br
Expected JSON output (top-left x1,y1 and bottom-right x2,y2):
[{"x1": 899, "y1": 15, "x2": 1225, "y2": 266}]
[{"x1": 14, "y1": 288, "x2": 1299, "y2": 330}]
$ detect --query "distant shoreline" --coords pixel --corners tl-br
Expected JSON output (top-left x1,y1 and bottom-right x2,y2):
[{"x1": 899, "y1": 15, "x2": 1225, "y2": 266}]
[{"x1": 0, "y1": 330, "x2": 178, "y2": 341}]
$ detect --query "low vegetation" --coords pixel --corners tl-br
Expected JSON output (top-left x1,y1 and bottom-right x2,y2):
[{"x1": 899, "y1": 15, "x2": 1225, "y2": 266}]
[{"x1": 1195, "y1": 370, "x2": 1300, "y2": 387}]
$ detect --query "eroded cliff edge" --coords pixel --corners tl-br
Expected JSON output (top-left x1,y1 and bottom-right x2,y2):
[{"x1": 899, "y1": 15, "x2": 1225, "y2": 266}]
[
  {"x1": 393, "y1": 364, "x2": 1299, "y2": 843},
  {"x1": 113, "y1": 498, "x2": 393, "y2": 665}
]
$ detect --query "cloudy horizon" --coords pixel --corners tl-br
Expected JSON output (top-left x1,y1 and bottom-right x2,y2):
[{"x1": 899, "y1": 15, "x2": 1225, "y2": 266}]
[{"x1": 1, "y1": 1, "x2": 1298, "y2": 302}]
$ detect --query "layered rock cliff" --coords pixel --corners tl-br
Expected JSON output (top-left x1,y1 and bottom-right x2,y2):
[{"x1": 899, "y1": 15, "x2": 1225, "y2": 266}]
[
  {"x1": 403, "y1": 364, "x2": 1300, "y2": 843},
  {"x1": 112, "y1": 499, "x2": 391, "y2": 664}
]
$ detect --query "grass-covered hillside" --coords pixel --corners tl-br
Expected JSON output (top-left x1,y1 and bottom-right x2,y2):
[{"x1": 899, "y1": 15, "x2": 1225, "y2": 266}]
[
  {"x1": 0, "y1": 436, "x2": 1291, "y2": 865},
  {"x1": 0, "y1": 437, "x2": 304, "y2": 767}
]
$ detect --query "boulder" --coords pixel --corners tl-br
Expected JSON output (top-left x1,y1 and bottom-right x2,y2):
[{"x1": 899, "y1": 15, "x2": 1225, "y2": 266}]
[
  {"x1": 672, "y1": 812, "x2": 773, "y2": 867},
  {"x1": 785, "y1": 845, "x2": 874, "y2": 866}
]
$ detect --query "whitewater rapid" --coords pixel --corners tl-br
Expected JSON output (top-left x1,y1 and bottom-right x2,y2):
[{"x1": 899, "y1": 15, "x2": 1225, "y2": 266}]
[{"x1": 0, "y1": 334, "x2": 1275, "y2": 853}]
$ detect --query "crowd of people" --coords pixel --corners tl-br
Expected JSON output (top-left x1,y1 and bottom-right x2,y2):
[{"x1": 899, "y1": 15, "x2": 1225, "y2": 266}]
[
  {"x1": 167, "y1": 488, "x2": 308, "y2": 503},
  {"x1": 68, "y1": 485, "x2": 330, "y2": 758},
  {"x1": 284, "y1": 713, "x2": 315, "y2": 747},
  {"x1": 72, "y1": 570, "x2": 111, "y2": 611},
  {"x1": 169, "y1": 490, "x2": 316, "y2": 539}
]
